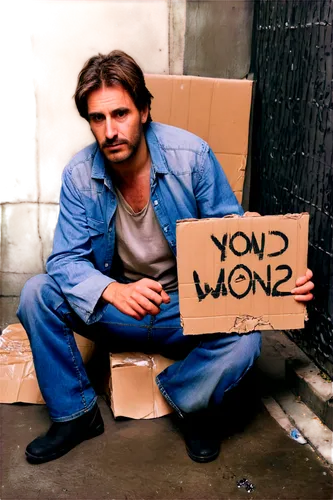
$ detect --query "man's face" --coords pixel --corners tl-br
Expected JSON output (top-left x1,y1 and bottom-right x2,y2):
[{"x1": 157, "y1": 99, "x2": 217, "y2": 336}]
[{"x1": 87, "y1": 85, "x2": 148, "y2": 165}]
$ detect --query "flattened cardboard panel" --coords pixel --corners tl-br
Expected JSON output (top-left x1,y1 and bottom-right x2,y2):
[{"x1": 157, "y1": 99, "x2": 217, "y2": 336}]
[
  {"x1": 208, "y1": 79, "x2": 253, "y2": 154},
  {"x1": 187, "y1": 78, "x2": 215, "y2": 142},
  {"x1": 145, "y1": 75, "x2": 173, "y2": 124},
  {"x1": 145, "y1": 74, "x2": 253, "y2": 198},
  {"x1": 169, "y1": 77, "x2": 191, "y2": 130},
  {"x1": 216, "y1": 153, "x2": 247, "y2": 192},
  {"x1": 177, "y1": 214, "x2": 309, "y2": 335}
]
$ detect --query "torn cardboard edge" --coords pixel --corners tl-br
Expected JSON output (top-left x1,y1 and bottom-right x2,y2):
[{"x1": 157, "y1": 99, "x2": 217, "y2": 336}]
[
  {"x1": 177, "y1": 213, "x2": 309, "y2": 226},
  {"x1": 107, "y1": 353, "x2": 174, "y2": 419},
  {"x1": 0, "y1": 323, "x2": 95, "y2": 404},
  {"x1": 177, "y1": 213, "x2": 309, "y2": 335}
]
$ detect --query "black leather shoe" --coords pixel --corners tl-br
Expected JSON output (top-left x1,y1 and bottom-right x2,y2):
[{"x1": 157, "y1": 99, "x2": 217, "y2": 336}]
[
  {"x1": 182, "y1": 410, "x2": 221, "y2": 463},
  {"x1": 25, "y1": 403, "x2": 104, "y2": 464}
]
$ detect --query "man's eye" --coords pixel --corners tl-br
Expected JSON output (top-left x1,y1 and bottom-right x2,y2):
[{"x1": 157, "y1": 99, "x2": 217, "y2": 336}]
[
  {"x1": 91, "y1": 114, "x2": 104, "y2": 123},
  {"x1": 117, "y1": 110, "x2": 127, "y2": 118}
]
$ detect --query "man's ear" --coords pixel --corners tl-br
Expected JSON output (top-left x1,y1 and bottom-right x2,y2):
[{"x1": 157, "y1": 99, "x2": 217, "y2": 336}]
[{"x1": 141, "y1": 105, "x2": 149, "y2": 124}]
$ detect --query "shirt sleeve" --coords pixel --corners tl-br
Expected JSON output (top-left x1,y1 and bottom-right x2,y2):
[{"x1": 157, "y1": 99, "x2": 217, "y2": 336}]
[
  {"x1": 46, "y1": 167, "x2": 114, "y2": 324},
  {"x1": 193, "y1": 146, "x2": 244, "y2": 218}
]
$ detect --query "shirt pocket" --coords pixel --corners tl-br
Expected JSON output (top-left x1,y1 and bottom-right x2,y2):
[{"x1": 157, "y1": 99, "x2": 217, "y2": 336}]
[{"x1": 87, "y1": 217, "x2": 105, "y2": 236}]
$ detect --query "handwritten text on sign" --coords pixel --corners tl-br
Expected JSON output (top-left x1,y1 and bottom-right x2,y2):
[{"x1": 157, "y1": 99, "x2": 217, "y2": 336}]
[{"x1": 193, "y1": 230, "x2": 292, "y2": 301}]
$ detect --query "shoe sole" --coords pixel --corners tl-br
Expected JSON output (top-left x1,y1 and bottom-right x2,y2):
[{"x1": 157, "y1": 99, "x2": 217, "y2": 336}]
[
  {"x1": 186, "y1": 446, "x2": 220, "y2": 463},
  {"x1": 25, "y1": 423, "x2": 104, "y2": 465}
]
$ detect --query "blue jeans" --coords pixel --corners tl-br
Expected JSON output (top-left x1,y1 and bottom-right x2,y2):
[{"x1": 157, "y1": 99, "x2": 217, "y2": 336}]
[{"x1": 17, "y1": 274, "x2": 261, "y2": 422}]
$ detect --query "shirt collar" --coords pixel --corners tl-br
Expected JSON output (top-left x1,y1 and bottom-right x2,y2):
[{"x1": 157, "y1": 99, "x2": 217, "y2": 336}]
[{"x1": 145, "y1": 123, "x2": 168, "y2": 174}]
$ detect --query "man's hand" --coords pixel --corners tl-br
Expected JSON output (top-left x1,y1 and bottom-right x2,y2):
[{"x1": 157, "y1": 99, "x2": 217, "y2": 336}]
[
  {"x1": 291, "y1": 269, "x2": 314, "y2": 302},
  {"x1": 102, "y1": 278, "x2": 170, "y2": 320}
]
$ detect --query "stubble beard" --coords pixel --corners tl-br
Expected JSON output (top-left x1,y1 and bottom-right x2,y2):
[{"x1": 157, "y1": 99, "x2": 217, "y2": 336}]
[{"x1": 101, "y1": 127, "x2": 143, "y2": 166}]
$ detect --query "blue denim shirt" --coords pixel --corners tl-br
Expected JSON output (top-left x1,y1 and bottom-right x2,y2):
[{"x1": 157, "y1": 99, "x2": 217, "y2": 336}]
[{"x1": 46, "y1": 122, "x2": 243, "y2": 324}]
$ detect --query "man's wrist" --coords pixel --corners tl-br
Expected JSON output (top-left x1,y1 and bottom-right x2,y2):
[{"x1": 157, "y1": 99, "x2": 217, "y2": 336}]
[{"x1": 101, "y1": 281, "x2": 118, "y2": 304}]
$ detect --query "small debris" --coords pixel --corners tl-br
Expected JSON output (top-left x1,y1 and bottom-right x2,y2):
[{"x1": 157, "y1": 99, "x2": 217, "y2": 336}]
[
  {"x1": 323, "y1": 472, "x2": 327, "y2": 475},
  {"x1": 318, "y1": 371, "x2": 331, "y2": 382},
  {"x1": 237, "y1": 478, "x2": 255, "y2": 493},
  {"x1": 289, "y1": 428, "x2": 307, "y2": 444}
]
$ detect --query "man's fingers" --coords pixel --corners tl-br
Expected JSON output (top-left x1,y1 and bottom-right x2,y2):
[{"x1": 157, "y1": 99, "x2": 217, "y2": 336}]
[
  {"x1": 295, "y1": 268, "x2": 314, "y2": 287},
  {"x1": 135, "y1": 287, "x2": 163, "y2": 306},
  {"x1": 306, "y1": 268, "x2": 313, "y2": 279},
  {"x1": 139, "y1": 279, "x2": 170, "y2": 302},
  {"x1": 291, "y1": 281, "x2": 314, "y2": 295},
  {"x1": 293, "y1": 293, "x2": 314, "y2": 303},
  {"x1": 121, "y1": 302, "x2": 144, "y2": 321},
  {"x1": 128, "y1": 297, "x2": 147, "y2": 318},
  {"x1": 146, "y1": 289, "x2": 163, "y2": 306},
  {"x1": 160, "y1": 289, "x2": 171, "y2": 303},
  {"x1": 132, "y1": 291, "x2": 161, "y2": 316},
  {"x1": 140, "y1": 278, "x2": 163, "y2": 293},
  {"x1": 136, "y1": 279, "x2": 170, "y2": 305},
  {"x1": 243, "y1": 211, "x2": 261, "y2": 217}
]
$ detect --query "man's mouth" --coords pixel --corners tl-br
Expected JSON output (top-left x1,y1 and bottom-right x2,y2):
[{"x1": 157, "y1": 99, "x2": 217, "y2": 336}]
[{"x1": 103, "y1": 142, "x2": 127, "y2": 149}]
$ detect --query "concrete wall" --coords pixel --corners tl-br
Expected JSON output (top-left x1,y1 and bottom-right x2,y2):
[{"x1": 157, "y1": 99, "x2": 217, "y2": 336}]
[
  {"x1": 184, "y1": 0, "x2": 254, "y2": 78},
  {"x1": 0, "y1": 0, "x2": 185, "y2": 327}
]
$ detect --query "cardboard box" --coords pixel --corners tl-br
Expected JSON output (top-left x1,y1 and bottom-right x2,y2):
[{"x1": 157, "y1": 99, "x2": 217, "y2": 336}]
[
  {"x1": 108, "y1": 353, "x2": 174, "y2": 419},
  {"x1": 145, "y1": 74, "x2": 253, "y2": 204},
  {"x1": 177, "y1": 214, "x2": 309, "y2": 335},
  {"x1": 0, "y1": 323, "x2": 95, "y2": 404}
]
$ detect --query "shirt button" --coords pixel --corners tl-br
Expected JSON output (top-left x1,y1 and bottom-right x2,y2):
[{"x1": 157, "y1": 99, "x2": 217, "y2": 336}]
[
  {"x1": 108, "y1": 227, "x2": 112, "y2": 232},
  {"x1": 104, "y1": 263, "x2": 109, "y2": 268},
  {"x1": 153, "y1": 200, "x2": 159, "y2": 206},
  {"x1": 164, "y1": 226, "x2": 169, "y2": 233}
]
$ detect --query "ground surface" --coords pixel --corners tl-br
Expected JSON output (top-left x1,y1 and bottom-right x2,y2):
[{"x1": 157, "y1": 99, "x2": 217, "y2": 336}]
[{"x1": 1, "y1": 396, "x2": 332, "y2": 500}]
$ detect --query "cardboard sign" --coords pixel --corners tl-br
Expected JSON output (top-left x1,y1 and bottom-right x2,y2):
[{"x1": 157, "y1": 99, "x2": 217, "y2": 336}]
[{"x1": 177, "y1": 214, "x2": 309, "y2": 335}]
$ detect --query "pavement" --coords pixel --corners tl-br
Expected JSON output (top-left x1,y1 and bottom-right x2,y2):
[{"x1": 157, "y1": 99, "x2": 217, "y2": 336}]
[{"x1": 1, "y1": 298, "x2": 333, "y2": 500}]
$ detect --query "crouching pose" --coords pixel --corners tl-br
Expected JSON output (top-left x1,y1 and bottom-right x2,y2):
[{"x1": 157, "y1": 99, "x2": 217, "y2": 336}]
[{"x1": 17, "y1": 50, "x2": 314, "y2": 464}]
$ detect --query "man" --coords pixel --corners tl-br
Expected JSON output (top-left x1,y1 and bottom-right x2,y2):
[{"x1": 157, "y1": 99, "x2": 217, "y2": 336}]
[{"x1": 17, "y1": 50, "x2": 314, "y2": 465}]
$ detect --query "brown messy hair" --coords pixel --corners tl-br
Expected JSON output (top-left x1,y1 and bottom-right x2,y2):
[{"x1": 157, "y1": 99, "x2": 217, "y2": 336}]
[{"x1": 74, "y1": 50, "x2": 153, "y2": 127}]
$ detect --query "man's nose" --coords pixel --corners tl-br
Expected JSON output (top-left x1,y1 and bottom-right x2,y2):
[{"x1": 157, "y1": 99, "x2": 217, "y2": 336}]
[{"x1": 105, "y1": 117, "x2": 117, "y2": 139}]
